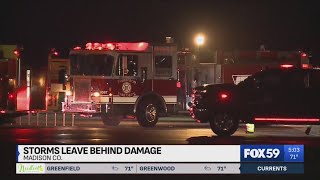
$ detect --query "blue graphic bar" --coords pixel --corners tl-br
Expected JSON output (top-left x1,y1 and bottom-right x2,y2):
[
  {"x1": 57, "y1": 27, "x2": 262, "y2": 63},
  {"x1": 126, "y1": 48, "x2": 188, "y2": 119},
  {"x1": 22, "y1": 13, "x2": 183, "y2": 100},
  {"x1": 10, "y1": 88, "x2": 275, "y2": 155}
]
[
  {"x1": 240, "y1": 163, "x2": 304, "y2": 174},
  {"x1": 283, "y1": 145, "x2": 304, "y2": 162}
]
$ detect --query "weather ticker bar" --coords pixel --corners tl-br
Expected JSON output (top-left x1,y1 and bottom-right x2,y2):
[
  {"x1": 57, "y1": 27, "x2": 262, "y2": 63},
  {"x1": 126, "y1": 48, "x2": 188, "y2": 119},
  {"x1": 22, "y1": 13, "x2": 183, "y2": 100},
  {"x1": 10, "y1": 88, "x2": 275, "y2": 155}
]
[{"x1": 16, "y1": 163, "x2": 304, "y2": 174}]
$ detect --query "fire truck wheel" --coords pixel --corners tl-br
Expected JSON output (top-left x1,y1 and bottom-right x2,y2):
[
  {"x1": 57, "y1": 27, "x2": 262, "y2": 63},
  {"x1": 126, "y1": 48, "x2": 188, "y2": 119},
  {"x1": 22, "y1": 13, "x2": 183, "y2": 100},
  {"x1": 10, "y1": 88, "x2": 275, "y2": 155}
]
[
  {"x1": 209, "y1": 113, "x2": 239, "y2": 136},
  {"x1": 137, "y1": 101, "x2": 158, "y2": 127},
  {"x1": 101, "y1": 114, "x2": 121, "y2": 126}
]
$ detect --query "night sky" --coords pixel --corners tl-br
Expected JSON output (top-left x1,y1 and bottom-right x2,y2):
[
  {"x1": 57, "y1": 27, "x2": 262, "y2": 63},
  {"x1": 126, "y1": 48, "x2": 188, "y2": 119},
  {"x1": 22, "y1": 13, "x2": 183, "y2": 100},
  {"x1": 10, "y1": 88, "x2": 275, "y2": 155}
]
[{"x1": 1, "y1": 0, "x2": 320, "y2": 67}]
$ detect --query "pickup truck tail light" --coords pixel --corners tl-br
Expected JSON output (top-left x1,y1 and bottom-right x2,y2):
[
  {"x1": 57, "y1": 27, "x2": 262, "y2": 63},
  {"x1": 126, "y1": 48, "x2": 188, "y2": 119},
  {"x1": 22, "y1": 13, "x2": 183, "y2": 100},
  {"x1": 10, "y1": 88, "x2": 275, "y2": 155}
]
[
  {"x1": 220, "y1": 93, "x2": 228, "y2": 99},
  {"x1": 218, "y1": 92, "x2": 230, "y2": 101}
]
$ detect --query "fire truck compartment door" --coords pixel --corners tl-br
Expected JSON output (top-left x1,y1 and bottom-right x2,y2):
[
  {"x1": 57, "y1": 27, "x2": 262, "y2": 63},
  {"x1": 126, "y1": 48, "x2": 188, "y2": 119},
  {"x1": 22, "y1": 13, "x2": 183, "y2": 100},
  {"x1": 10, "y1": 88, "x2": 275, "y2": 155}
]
[{"x1": 73, "y1": 78, "x2": 91, "y2": 102}]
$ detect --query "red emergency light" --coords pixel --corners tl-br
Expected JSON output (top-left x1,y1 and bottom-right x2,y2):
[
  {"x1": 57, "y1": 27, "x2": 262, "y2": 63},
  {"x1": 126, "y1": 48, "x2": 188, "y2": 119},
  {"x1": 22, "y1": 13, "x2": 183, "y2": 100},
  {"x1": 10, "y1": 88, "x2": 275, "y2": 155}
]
[
  {"x1": 176, "y1": 81, "x2": 181, "y2": 88},
  {"x1": 73, "y1": 46, "x2": 81, "y2": 50},
  {"x1": 13, "y1": 50, "x2": 19, "y2": 56},
  {"x1": 280, "y1": 64, "x2": 294, "y2": 68},
  {"x1": 301, "y1": 53, "x2": 307, "y2": 58},
  {"x1": 8, "y1": 93, "x2": 14, "y2": 99}
]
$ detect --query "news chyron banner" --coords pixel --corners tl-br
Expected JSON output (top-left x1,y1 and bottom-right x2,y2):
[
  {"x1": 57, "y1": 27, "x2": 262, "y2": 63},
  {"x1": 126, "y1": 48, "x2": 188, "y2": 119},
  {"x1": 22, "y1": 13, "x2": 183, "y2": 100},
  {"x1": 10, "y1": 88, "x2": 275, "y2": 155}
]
[{"x1": 16, "y1": 145, "x2": 304, "y2": 174}]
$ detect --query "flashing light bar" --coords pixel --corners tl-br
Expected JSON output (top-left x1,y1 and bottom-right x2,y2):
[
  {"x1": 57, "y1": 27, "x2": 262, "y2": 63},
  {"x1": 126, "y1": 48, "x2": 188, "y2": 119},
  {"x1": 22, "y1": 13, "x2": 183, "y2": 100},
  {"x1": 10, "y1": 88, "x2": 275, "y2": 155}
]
[
  {"x1": 84, "y1": 42, "x2": 149, "y2": 51},
  {"x1": 254, "y1": 117, "x2": 320, "y2": 122}
]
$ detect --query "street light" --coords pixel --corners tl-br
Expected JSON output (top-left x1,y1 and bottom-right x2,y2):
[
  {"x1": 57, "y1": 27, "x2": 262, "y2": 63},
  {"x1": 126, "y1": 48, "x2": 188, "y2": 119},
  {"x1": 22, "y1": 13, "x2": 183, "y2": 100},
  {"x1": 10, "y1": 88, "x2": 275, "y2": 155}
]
[{"x1": 194, "y1": 34, "x2": 205, "y2": 51}]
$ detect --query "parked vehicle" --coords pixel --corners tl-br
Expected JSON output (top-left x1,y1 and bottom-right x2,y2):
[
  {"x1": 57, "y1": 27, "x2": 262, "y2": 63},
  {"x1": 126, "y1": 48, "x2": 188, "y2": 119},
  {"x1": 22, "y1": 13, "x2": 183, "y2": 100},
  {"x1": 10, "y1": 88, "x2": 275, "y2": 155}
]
[
  {"x1": 47, "y1": 41, "x2": 180, "y2": 127},
  {"x1": 189, "y1": 65, "x2": 320, "y2": 136}
]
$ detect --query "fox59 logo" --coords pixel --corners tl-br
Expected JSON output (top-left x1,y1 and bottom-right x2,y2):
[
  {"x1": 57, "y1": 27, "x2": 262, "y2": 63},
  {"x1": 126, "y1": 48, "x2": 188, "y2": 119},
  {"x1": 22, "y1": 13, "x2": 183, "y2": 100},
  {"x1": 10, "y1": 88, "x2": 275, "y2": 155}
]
[{"x1": 241, "y1": 145, "x2": 284, "y2": 162}]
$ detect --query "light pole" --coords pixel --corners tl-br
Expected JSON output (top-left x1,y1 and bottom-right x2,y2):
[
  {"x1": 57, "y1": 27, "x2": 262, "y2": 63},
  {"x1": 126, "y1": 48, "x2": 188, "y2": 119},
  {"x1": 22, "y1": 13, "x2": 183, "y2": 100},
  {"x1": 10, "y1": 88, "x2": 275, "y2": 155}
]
[
  {"x1": 13, "y1": 49, "x2": 21, "y2": 87},
  {"x1": 192, "y1": 34, "x2": 205, "y2": 89}
]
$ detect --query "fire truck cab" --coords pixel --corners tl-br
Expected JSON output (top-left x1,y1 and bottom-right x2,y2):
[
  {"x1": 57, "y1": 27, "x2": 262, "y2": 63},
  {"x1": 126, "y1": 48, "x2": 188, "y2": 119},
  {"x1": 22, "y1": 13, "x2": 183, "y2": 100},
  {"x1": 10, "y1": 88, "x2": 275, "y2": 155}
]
[{"x1": 50, "y1": 42, "x2": 178, "y2": 127}]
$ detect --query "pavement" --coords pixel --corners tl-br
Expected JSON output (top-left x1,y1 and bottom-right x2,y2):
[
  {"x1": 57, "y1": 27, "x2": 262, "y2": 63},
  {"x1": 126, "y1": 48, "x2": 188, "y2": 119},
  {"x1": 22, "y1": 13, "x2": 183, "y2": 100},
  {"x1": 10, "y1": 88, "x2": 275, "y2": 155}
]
[
  {"x1": 9, "y1": 111, "x2": 195, "y2": 121},
  {"x1": 160, "y1": 113, "x2": 193, "y2": 122},
  {"x1": 2, "y1": 111, "x2": 320, "y2": 136},
  {"x1": 306, "y1": 125, "x2": 320, "y2": 136}
]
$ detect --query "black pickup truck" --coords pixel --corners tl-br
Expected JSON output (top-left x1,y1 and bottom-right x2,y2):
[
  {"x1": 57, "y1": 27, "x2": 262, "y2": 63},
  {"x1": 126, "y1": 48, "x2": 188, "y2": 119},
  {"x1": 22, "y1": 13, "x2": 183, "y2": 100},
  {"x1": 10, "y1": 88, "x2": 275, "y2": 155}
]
[{"x1": 189, "y1": 67, "x2": 320, "y2": 136}]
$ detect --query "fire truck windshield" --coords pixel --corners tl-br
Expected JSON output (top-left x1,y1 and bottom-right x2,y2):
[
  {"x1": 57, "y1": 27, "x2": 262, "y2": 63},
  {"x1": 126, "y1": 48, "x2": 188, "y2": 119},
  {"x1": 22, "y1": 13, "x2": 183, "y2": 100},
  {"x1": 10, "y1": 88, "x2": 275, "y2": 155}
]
[{"x1": 70, "y1": 54, "x2": 114, "y2": 76}]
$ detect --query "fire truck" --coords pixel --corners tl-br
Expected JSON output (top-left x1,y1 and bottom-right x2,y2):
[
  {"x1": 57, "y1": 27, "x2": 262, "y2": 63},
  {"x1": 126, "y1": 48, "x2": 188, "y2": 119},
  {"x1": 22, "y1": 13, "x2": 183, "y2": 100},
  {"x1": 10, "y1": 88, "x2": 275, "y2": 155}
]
[
  {"x1": 0, "y1": 45, "x2": 29, "y2": 122},
  {"x1": 214, "y1": 50, "x2": 310, "y2": 85},
  {"x1": 47, "y1": 41, "x2": 179, "y2": 127}
]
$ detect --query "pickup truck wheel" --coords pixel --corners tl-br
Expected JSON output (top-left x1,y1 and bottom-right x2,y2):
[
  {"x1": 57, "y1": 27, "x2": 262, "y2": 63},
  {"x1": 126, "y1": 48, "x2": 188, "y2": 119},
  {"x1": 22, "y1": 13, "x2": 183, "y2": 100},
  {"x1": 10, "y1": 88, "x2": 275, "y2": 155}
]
[
  {"x1": 101, "y1": 114, "x2": 121, "y2": 126},
  {"x1": 210, "y1": 113, "x2": 239, "y2": 136},
  {"x1": 137, "y1": 101, "x2": 158, "y2": 127}
]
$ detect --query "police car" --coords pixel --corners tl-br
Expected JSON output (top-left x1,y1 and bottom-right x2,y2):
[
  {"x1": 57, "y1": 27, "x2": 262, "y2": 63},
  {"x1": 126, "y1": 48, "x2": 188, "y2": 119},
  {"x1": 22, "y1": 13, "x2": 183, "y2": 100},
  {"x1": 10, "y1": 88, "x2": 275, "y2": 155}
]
[{"x1": 189, "y1": 65, "x2": 320, "y2": 136}]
